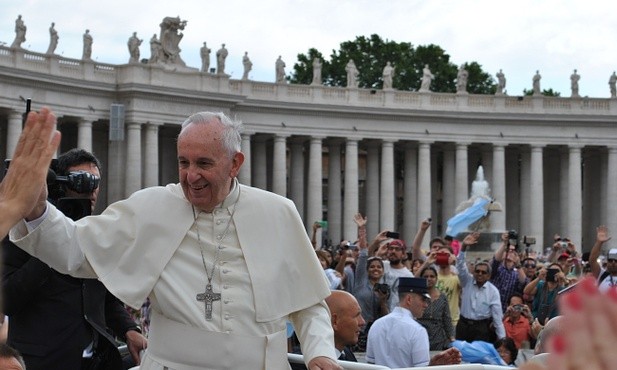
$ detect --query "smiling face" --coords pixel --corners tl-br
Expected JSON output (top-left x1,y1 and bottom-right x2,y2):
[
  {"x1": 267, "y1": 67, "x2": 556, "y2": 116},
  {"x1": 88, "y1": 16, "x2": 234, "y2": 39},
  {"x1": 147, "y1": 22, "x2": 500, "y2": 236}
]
[
  {"x1": 474, "y1": 263, "x2": 490, "y2": 285},
  {"x1": 367, "y1": 258, "x2": 384, "y2": 281},
  {"x1": 177, "y1": 121, "x2": 243, "y2": 212}
]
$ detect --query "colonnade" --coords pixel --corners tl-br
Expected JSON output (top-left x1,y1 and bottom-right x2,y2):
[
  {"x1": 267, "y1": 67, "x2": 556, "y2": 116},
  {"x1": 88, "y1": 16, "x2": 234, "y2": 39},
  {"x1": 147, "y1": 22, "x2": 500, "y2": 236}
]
[{"x1": 4, "y1": 110, "x2": 610, "y2": 254}]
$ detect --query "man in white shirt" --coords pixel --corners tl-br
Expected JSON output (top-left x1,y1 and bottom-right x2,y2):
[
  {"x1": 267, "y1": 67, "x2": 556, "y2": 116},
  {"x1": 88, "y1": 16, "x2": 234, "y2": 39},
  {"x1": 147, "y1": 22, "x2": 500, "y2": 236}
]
[
  {"x1": 366, "y1": 277, "x2": 461, "y2": 368},
  {"x1": 382, "y1": 239, "x2": 413, "y2": 310},
  {"x1": 10, "y1": 110, "x2": 340, "y2": 370},
  {"x1": 456, "y1": 232, "x2": 506, "y2": 343},
  {"x1": 588, "y1": 226, "x2": 616, "y2": 292}
]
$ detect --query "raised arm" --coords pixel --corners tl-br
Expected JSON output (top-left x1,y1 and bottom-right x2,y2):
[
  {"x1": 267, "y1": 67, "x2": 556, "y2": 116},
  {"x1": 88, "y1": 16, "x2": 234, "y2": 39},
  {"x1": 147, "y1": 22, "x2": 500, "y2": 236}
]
[
  {"x1": 0, "y1": 107, "x2": 60, "y2": 237},
  {"x1": 589, "y1": 225, "x2": 611, "y2": 278},
  {"x1": 310, "y1": 222, "x2": 321, "y2": 250},
  {"x1": 456, "y1": 232, "x2": 480, "y2": 285},
  {"x1": 368, "y1": 230, "x2": 389, "y2": 257},
  {"x1": 411, "y1": 219, "x2": 432, "y2": 260},
  {"x1": 494, "y1": 232, "x2": 509, "y2": 262},
  {"x1": 354, "y1": 213, "x2": 367, "y2": 249}
]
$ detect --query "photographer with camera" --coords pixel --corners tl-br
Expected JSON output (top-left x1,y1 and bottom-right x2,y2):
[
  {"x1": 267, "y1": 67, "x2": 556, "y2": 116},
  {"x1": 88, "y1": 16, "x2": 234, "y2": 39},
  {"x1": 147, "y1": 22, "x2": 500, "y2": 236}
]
[
  {"x1": 2, "y1": 149, "x2": 147, "y2": 370},
  {"x1": 524, "y1": 263, "x2": 566, "y2": 325},
  {"x1": 503, "y1": 293, "x2": 535, "y2": 349},
  {"x1": 491, "y1": 231, "x2": 530, "y2": 313}
]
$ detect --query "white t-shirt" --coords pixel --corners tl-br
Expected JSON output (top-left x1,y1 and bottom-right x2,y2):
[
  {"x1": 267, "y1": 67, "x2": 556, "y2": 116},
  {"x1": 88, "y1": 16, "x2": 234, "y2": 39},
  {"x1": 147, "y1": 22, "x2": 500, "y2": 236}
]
[
  {"x1": 598, "y1": 268, "x2": 617, "y2": 293},
  {"x1": 383, "y1": 261, "x2": 413, "y2": 311}
]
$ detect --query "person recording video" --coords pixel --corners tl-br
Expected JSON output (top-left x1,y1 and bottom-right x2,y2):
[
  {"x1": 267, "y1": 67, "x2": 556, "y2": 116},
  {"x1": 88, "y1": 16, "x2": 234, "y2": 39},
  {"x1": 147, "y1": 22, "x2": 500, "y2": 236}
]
[{"x1": 2, "y1": 149, "x2": 146, "y2": 370}]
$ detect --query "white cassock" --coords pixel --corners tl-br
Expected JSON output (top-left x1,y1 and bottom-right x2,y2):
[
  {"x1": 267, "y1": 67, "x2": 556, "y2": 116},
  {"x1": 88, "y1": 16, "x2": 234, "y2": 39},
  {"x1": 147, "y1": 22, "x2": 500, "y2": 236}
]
[{"x1": 10, "y1": 181, "x2": 335, "y2": 370}]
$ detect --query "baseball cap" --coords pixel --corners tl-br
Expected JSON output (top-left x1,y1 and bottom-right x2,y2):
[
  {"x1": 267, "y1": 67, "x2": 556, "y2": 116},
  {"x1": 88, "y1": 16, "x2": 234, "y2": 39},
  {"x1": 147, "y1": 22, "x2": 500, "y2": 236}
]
[{"x1": 608, "y1": 248, "x2": 617, "y2": 260}]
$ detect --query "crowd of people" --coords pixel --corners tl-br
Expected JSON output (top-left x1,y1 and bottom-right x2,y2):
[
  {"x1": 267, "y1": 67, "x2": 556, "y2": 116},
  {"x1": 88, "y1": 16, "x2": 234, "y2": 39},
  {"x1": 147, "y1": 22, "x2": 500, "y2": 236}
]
[
  {"x1": 305, "y1": 215, "x2": 617, "y2": 368},
  {"x1": 1, "y1": 107, "x2": 617, "y2": 369}
]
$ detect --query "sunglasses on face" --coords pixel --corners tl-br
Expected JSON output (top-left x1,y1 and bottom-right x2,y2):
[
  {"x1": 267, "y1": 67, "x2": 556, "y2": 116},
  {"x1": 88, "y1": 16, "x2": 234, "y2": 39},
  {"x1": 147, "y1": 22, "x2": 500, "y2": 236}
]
[
  {"x1": 608, "y1": 259, "x2": 617, "y2": 263},
  {"x1": 475, "y1": 270, "x2": 489, "y2": 275},
  {"x1": 524, "y1": 264, "x2": 536, "y2": 268},
  {"x1": 387, "y1": 246, "x2": 404, "y2": 251}
]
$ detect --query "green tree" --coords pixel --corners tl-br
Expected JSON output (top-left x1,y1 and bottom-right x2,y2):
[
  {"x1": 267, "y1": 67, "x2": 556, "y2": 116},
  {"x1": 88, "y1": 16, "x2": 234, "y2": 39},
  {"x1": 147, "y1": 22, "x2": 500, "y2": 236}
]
[
  {"x1": 523, "y1": 88, "x2": 561, "y2": 97},
  {"x1": 289, "y1": 34, "x2": 496, "y2": 94}
]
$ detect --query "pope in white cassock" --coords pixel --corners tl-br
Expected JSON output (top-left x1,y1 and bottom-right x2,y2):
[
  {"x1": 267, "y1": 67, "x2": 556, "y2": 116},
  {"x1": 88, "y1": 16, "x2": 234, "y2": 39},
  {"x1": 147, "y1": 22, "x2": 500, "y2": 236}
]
[{"x1": 10, "y1": 111, "x2": 341, "y2": 370}]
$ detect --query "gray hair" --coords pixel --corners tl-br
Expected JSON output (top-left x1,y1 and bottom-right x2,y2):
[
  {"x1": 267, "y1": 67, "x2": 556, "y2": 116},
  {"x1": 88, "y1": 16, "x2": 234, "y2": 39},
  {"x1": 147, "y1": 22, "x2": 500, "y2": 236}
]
[
  {"x1": 179, "y1": 112, "x2": 243, "y2": 157},
  {"x1": 474, "y1": 260, "x2": 492, "y2": 275}
]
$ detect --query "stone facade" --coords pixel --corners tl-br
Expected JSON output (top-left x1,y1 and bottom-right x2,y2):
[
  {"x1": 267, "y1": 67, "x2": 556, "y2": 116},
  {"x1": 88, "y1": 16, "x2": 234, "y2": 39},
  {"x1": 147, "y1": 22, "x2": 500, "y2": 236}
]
[{"x1": 1, "y1": 45, "x2": 616, "y2": 254}]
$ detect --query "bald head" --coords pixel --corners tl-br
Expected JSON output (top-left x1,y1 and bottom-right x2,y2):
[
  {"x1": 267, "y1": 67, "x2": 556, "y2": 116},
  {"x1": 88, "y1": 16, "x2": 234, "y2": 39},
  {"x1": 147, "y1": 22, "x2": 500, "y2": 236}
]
[
  {"x1": 535, "y1": 315, "x2": 564, "y2": 355},
  {"x1": 325, "y1": 291, "x2": 365, "y2": 350},
  {"x1": 325, "y1": 290, "x2": 355, "y2": 314}
]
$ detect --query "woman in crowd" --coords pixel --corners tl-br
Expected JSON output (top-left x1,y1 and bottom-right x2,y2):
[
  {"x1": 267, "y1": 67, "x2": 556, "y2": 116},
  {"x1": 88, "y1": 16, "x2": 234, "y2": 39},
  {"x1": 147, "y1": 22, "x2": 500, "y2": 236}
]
[
  {"x1": 416, "y1": 266, "x2": 455, "y2": 350},
  {"x1": 494, "y1": 337, "x2": 518, "y2": 366},
  {"x1": 351, "y1": 213, "x2": 390, "y2": 350},
  {"x1": 316, "y1": 250, "x2": 343, "y2": 290},
  {"x1": 524, "y1": 263, "x2": 566, "y2": 324}
]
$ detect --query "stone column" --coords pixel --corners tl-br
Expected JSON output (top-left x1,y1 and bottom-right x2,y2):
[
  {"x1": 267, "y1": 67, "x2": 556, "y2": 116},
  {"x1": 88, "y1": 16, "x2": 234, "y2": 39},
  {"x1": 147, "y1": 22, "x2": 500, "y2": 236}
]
[
  {"x1": 492, "y1": 143, "x2": 507, "y2": 231},
  {"x1": 252, "y1": 137, "x2": 267, "y2": 190},
  {"x1": 77, "y1": 118, "x2": 93, "y2": 152},
  {"x1": 482, "y1": 146, "x2": 493, "y2": 187},
  {"x1": 380, "y1": 140, "x2": 396, "y2": 231},
  {"x1": 272, "y1": 134, "x2": 288, "y2": 196},
  {"x1": 560, "y1": 149, "x2": 569, "y2": 231},
  {"x1": 125, "y1": 122, "x2": 142, "y2": 196},
  {"x1": 143, "y1": 122, "x2": 161, "y2": 187},
  {"x1": 417, "y1": 141, "x2": 432, "y2": 227},
  {"x1": 520, "y1": 148, "x2": 531, "y2": 236},
  {"x1": 289, "y1": 138, "x2": 305, "y2": 218},
  {"x1": 307, "y1": 136, "x2": 324, "y2": 236},
  {"x1": 455, "y1": 142, "x2": 470, "y2": 207},
  {"x1": 568, "y1": 145, "x2": 583, "y2": 252},
  {"x1": 403, "y1": 143, "x2": 417, "y2": 242},
  {"x1": 327, "y1": 140, "x2": 343, "y2": 244},
  {"x1": 343, "y1": 139, "x2": 359, "y2": 241},
  {"x1": 365, "y1": 141, "x2": 380, "y2": 241},
  {"x1": 442, "y1": 144, "x2": 456, "y2": 225},
  {"x1": 238, "y1": 133, "x2": 252, "y2": 185},
  {"x1": 529, "y1": 145, "x2": 545, "y2": 250},
  {"x1": 607, "y1": 146, "x2": 617, "y2": 251},
  {"x1": 6, "y1": 111, "x2": 22, "y2": 158}
]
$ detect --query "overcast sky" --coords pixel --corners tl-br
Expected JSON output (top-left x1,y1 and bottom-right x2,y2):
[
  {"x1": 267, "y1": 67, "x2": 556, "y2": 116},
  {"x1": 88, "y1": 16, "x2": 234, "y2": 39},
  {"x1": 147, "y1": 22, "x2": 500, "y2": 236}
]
[{"x1": 1, "y1": 0, "x2": 616, "y2": 98}]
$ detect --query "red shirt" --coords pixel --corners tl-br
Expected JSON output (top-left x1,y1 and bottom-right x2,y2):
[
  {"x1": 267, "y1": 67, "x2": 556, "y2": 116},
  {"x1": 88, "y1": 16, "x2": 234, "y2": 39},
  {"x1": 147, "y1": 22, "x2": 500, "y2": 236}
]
[{"x1": 503, "y1": 315, "x2": 531, "y2": 348}]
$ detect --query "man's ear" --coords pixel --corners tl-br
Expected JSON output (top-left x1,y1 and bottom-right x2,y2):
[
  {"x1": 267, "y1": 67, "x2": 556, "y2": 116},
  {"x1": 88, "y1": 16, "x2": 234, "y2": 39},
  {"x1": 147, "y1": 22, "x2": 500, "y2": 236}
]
[
  {"x1": 330, "y1": 312, "x2": 339, "y2": 330},
  {"x1": 230, "y1": 151, "x2": 245, "y2": 178}
]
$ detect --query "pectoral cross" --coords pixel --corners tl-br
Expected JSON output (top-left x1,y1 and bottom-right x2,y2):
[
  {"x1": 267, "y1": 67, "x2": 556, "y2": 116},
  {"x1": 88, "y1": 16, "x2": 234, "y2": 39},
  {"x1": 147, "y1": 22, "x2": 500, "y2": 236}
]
[{"x1": 196, "y1": 283, "x2": 221, "y2": 321}]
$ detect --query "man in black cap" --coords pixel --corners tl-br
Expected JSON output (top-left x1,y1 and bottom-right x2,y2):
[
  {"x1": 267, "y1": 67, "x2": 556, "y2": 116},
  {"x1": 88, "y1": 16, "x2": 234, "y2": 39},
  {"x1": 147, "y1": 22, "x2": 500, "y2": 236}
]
[{"x1": 366, "y1": 277, "x2": 461, "y2": 368}]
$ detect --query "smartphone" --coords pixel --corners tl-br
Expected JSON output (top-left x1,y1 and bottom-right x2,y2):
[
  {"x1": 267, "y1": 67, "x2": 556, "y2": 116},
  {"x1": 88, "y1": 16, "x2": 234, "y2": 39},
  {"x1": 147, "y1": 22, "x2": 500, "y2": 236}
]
[{"x1": 385, "y1": 231, "x2": 400, "y2": 239}]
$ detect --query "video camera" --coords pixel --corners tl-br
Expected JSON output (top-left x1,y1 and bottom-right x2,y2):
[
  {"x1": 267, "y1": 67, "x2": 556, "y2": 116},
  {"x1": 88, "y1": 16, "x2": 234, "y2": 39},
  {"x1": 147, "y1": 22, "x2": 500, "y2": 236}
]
[{"x1": 3, "y1": 159, "x2": 100, "y2": 221}]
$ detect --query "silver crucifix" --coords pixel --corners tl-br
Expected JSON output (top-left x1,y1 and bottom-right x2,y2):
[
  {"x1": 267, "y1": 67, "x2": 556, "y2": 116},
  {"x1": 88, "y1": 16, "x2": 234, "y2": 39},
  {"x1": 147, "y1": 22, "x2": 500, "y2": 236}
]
[{"x1": 196, "y1": 283, "x2": 221, "y2": 321}]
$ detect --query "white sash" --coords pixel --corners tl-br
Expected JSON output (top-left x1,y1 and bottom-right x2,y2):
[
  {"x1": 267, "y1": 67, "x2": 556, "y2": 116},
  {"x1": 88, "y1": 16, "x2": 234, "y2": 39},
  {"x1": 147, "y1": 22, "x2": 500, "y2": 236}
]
[{"x1": 140, "y1": 312, "x2": 290, "y2": 370}]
